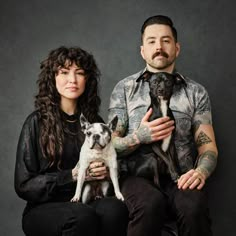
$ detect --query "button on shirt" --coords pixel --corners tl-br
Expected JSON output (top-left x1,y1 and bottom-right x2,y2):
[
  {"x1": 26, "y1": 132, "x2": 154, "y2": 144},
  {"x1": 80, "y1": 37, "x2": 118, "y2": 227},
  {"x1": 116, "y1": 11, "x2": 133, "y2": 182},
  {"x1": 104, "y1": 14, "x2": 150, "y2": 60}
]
[{"x1": 108, "y1": 69, "x2": 212, "y2": 173}]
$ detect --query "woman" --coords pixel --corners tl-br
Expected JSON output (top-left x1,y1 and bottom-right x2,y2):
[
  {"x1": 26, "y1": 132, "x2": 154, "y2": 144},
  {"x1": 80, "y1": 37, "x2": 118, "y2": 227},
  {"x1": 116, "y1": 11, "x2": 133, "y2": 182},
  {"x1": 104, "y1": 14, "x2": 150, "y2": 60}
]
[{"x1": 14, "y1": 46, "x2": 128, "y2": 236}]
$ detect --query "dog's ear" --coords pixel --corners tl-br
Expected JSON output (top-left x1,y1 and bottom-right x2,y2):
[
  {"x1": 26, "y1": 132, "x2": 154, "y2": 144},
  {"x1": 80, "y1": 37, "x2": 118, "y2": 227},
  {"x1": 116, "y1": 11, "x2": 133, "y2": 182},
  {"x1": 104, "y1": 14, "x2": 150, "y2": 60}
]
[
  {"x1": 108, "y1": 116, "x2": 118, "y2": 132},
  {"x1": 80, "y1": 113, "x2": 90, "y2": 132}
]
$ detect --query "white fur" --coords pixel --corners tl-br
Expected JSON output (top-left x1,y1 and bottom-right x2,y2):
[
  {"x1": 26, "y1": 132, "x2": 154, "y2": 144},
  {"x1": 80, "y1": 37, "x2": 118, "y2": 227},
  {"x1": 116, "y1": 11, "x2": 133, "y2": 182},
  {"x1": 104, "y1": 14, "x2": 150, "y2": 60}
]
[
  {"x1": 71, "y1": 122, "x2": 124, "y2": 203},
  {"x1": 159, "y1": 97, "x2": 171, "y2": 152}
]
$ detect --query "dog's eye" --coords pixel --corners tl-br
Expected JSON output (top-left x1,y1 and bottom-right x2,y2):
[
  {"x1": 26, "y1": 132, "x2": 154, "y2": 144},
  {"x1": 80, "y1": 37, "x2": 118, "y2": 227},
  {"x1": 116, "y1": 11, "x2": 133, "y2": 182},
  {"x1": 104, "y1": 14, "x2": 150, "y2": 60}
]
[
  {"x1": 152, "y1": 80, "x2": 158, "y2": 85},
  {"x1": 165, "y1": 80, "x2": 172, "y2": 85},
  {"x1": 87, "y1": 131, "x2": 92, "y2": 136}
]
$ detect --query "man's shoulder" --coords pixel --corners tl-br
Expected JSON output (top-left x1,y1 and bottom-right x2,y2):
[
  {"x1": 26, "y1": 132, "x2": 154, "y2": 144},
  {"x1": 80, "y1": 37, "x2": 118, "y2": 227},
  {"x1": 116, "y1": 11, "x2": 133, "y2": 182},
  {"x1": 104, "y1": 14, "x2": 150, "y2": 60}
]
[{"x1": 180, "y1": 73, "x2": 208, "y2": 94}]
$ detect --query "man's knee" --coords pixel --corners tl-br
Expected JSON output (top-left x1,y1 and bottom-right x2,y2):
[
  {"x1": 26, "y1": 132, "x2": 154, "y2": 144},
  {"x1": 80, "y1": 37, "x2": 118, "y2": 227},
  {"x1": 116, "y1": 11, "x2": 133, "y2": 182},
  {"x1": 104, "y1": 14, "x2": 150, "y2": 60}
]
[
  {"x1": 122, "y1": 176, "x2": 166, "y2": 219},
  {"x1": 175, "y1": 189, "x2": 209, "y2": 220}
]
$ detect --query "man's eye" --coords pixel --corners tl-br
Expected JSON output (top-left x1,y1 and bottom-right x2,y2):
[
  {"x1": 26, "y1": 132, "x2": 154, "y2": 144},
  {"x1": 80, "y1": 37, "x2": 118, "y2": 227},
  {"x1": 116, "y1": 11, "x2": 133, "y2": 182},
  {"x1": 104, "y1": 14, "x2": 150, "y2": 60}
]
[
  {"x1": 148, "y1": 41, "x2": 155, "y2": 44},
  {"x1": 163, "y1": 39, "x2": 170, "y2": 43},
  {"x1": 87, "y1": 131, "x2": 91, "y2": 136}
]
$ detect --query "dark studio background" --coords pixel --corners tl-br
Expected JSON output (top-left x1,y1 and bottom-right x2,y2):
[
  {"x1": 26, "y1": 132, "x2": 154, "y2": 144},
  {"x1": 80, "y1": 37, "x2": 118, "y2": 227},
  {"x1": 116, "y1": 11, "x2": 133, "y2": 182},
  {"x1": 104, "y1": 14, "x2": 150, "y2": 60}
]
[{"x1": 0, "y1": 0, "x2": 235, "y2": 235}]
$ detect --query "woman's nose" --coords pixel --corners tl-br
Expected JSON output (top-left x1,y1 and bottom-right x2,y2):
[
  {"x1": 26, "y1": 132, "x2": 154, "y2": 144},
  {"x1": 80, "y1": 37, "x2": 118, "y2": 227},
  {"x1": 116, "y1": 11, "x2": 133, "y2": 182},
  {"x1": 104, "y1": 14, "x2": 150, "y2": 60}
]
[{"x1": 68, "y1": 72, "x2": 76, "y2": 83}]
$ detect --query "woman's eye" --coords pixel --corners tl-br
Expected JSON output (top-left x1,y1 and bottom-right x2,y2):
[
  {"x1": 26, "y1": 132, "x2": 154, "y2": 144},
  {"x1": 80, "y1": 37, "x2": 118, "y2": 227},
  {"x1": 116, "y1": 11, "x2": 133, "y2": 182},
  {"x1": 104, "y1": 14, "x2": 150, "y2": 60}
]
[
  {"x1": 60, "y1": 70, "x2": 68, "y2": 75},
  {"x1": 76, "y1": 72, "x2": 85, "y2": 76},
  {"x1": 87, "y1": 131, "x2": 91, "y2": 136}
]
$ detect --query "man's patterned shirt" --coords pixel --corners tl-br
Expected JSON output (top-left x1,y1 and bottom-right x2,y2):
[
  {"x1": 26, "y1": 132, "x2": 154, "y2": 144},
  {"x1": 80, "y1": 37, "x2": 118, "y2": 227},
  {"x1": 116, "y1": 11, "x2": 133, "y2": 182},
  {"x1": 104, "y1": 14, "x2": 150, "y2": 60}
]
[{"x1": 108, "y1": 69, "x2": 212, "y2": 173}]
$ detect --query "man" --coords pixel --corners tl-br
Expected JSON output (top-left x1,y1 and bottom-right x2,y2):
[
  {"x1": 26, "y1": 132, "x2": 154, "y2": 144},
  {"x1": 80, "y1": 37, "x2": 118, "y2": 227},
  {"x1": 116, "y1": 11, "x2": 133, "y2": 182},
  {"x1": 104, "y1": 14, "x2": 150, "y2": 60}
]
[{"x1": 108, "y1": 15, "x2": 218, "y2": 236}]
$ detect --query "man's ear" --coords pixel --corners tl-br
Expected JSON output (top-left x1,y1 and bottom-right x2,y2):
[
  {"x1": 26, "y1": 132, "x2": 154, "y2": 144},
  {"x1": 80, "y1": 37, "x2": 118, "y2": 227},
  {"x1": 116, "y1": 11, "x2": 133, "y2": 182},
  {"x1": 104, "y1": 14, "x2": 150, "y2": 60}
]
[
  {"x1": 175, "y1": 42, "x2": 180, "y2": 58},
  {"x1": 108, "y1": 116, "x2": 118, "y2": 132},
  {"x1": 140, "y1": 45, "x2": 145, "y2": 60},
  {"x1": 80, "y1": 114, "x2": 90, "y2": 133}
]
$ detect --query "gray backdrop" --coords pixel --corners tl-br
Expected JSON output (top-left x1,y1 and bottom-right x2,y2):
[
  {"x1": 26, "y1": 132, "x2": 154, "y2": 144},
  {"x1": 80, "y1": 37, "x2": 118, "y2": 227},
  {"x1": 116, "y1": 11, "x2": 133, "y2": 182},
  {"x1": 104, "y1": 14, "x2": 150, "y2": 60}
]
[{"x1": 1, "y1": 0, "x2": 235, "y2": 235}]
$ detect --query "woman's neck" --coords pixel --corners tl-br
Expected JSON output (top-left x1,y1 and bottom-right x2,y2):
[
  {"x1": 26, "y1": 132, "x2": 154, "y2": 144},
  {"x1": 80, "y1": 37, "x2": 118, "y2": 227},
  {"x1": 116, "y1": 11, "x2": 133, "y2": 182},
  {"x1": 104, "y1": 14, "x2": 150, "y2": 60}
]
[{"x1": 60, "y1": 99, "x2": 77, "y2": 115}]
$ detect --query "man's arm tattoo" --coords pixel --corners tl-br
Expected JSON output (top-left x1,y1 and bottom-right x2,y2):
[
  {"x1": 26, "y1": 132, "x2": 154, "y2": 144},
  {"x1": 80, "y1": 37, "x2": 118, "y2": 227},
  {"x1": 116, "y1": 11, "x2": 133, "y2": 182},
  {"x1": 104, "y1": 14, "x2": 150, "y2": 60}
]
[
  {"x1": 112, "y1": 135, "x2": 140, "y2": 156},
  {"x1": 112, "y1": 124, "x2": 152, "y2": 156},
  {"x1": 195, "y1": 150, "x2": 217, "y2": 178},
  {"x1": 135, "y1": 124, "x2": 152, "y2": 144},
  {"x1": 196, "y1": 131, "x2": 212, "y2": 147}
]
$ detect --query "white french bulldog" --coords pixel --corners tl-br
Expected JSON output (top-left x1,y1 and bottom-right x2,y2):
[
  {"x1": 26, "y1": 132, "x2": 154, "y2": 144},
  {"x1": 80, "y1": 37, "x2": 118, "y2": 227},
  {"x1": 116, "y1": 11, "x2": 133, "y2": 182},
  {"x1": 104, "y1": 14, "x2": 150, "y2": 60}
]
[{"x1": 71, "y1": 114, "x2": 124, "y2": 203}]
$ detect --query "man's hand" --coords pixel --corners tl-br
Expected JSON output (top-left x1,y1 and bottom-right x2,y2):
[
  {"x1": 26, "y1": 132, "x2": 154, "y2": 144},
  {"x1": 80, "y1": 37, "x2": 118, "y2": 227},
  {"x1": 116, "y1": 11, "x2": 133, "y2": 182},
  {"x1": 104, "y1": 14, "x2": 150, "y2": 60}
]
[
  {"x1": 177, "y1": 169, "x2": 206, "y2": 190},
  {"x1": 136, "y1": 108, "x2": 175, "y2": 144}
]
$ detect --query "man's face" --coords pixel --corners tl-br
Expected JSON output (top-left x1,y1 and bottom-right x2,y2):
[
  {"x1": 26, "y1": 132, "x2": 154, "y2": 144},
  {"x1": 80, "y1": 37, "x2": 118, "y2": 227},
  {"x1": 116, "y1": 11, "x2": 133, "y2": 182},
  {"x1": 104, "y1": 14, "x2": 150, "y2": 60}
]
[{"x1": 140, "y1": 24, "x2": 180, "y2": 73}]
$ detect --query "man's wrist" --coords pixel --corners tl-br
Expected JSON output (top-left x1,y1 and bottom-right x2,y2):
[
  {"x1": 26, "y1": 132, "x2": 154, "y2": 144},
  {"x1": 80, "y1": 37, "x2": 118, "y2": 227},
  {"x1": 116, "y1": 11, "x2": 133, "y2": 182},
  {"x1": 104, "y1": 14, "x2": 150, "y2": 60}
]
[{"x1": 136, "y1": 124, "x2": 152, "y2": 144}]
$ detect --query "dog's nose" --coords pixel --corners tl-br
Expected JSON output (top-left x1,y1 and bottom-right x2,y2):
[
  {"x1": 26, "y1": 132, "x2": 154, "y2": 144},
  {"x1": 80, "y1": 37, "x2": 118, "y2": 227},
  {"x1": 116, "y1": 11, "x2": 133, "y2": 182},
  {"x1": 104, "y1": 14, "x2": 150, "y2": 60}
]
[{"x1": 93, "y1": 134, "x2": 100, "y2": 141}]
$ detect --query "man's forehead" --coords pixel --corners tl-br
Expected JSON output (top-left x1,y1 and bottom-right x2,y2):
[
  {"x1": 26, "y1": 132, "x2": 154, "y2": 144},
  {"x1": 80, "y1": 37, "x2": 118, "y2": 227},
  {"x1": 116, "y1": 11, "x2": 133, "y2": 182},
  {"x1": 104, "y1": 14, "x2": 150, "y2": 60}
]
[{"x1": 143, "y1": 24, "x2": 174, "y2": 38}]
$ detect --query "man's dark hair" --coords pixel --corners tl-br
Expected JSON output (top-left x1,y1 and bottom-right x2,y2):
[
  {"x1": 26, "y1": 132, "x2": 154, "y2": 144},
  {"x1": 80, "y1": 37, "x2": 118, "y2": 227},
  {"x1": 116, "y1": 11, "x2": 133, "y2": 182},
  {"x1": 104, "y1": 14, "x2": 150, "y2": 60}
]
[{"x1": 141, "y1": 15, "x2": 178, "y2": 42}]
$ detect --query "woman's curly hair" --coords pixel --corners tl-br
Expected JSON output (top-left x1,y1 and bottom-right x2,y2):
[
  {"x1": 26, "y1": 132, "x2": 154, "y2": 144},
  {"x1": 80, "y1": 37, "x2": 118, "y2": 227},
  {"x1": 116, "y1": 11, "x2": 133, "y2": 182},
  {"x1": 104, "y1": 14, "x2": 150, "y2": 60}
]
[{"x1": 35, "y1": 46, "x2": 101, "y2": 164}]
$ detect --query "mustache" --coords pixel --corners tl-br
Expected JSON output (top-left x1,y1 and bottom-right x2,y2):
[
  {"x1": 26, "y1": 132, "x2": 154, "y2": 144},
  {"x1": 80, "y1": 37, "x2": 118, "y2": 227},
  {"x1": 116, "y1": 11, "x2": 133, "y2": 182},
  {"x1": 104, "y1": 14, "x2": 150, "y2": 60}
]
[{"x1": 152, "y1": 51, "x2": 169, "y2": 59}]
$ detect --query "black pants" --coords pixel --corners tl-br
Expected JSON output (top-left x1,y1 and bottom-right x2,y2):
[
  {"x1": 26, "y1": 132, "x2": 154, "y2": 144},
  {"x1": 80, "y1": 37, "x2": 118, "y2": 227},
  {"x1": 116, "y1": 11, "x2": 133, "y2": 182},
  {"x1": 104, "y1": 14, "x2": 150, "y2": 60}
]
[
  {"x1": 121, "y1": 176, "x2": 212, "y2": 236},
  {"x1": 22, "y1": 197, "x2": 128, "y2": 236}
]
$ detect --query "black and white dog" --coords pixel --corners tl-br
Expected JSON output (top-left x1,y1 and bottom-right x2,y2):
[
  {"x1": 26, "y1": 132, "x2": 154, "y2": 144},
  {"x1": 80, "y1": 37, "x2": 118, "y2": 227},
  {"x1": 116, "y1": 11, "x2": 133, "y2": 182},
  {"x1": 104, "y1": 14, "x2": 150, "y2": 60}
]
[
  {"x1": 71, "y1": 114, "x2": 124, "y2": 203},
  {"x1": 127, "y1": 72, "x2": 182, "y2": 186}
]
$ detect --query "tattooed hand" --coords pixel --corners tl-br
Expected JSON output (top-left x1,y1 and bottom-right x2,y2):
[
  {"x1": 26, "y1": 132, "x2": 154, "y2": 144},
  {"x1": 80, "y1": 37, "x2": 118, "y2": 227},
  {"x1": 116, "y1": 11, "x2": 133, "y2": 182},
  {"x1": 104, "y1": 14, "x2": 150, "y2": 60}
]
[{"x1": 136, "y1": 108, "x2": 175, "y2": 144}]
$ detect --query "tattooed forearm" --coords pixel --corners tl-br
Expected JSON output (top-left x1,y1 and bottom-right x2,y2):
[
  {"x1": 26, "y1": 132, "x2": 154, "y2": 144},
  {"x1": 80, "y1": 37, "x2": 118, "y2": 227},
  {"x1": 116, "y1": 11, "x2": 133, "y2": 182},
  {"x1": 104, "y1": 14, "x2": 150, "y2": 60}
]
[
  {"x1": 112, "y1": 123, "x2": 152, "y2": 156},
  {"x1": 136, "y1": 124, "x2": 152, "y2": 144},
  {"x1": 196, "y1": 131, "x2": 212, "y2": 147},
  {"x1": 112, "y1": 135, "x2": 140, "y2": 156},
  {"x1": 195, "y1": 150, "x2": 217, "y2": 178}
]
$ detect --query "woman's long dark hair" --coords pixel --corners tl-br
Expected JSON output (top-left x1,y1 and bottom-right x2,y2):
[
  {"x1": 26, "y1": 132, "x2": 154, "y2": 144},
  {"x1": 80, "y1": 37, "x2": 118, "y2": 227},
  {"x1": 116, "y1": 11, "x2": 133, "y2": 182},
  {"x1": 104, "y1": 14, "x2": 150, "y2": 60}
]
[{"x1": 35, "y1": 46, "x2": 101, "y2": 164}]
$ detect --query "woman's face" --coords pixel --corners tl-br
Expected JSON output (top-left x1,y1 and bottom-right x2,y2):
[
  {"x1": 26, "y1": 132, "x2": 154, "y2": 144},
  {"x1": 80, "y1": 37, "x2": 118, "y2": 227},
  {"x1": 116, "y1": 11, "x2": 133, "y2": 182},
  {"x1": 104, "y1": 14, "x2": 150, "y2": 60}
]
[{"x1": 55, "y1": 62, "x2": 87, "y2": 105}]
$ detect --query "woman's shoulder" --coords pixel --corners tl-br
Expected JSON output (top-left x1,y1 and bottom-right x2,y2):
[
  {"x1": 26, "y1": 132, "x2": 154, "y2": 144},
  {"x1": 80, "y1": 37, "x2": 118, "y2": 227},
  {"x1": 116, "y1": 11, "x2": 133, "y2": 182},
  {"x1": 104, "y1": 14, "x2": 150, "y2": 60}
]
[{"x1": 22, "y1": 110, "x2": 40, "y2": 130}]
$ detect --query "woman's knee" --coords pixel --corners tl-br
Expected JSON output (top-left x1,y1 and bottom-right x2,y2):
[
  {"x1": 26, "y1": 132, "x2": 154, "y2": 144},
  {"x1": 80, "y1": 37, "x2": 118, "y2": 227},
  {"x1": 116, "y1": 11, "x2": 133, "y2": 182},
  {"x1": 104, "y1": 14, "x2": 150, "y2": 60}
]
[
  {"x1": 23, "y1": 202, "x2": 98, "y2": 236},
  {"x1": 62, "y1": 203, "x2": 98, "y2": 234}
]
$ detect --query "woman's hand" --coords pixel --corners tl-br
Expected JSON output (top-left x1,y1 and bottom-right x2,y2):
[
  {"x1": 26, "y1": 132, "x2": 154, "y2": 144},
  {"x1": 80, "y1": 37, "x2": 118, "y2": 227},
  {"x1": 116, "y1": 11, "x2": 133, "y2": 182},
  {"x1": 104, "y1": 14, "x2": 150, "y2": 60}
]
[
  {"x1": 85, "y1": 161, "x2": 109, "y2": 181},
  {"x1": 72, "y1": 161, "x2": 109, "y2": 182}
]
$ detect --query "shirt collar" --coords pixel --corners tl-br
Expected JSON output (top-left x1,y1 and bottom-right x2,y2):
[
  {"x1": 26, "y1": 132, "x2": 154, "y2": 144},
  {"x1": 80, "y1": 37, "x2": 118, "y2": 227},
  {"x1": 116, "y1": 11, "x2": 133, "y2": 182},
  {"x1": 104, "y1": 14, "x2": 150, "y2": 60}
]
[{"x1": 136, "y1": 68, "x2": 187, "y2": 86}]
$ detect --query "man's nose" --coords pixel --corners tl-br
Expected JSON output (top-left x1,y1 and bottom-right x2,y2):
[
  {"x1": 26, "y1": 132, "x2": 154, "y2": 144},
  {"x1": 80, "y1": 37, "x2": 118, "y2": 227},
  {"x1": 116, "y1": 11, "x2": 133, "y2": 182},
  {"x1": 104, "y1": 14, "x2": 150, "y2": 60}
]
[{"x1": 155, "y1": 40, "x2": 162, "y2": 50}]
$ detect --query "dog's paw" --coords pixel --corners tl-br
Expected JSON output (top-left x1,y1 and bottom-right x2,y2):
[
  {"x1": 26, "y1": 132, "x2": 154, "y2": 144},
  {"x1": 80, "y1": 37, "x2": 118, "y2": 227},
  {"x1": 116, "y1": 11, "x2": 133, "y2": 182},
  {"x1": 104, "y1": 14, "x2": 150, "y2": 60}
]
[
  {"x1": 71, "y1": 195, "x2": 80, "y2": 203},
  {"x1": 115, "y1": 191, "x2": 124, "y2": 201}
]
